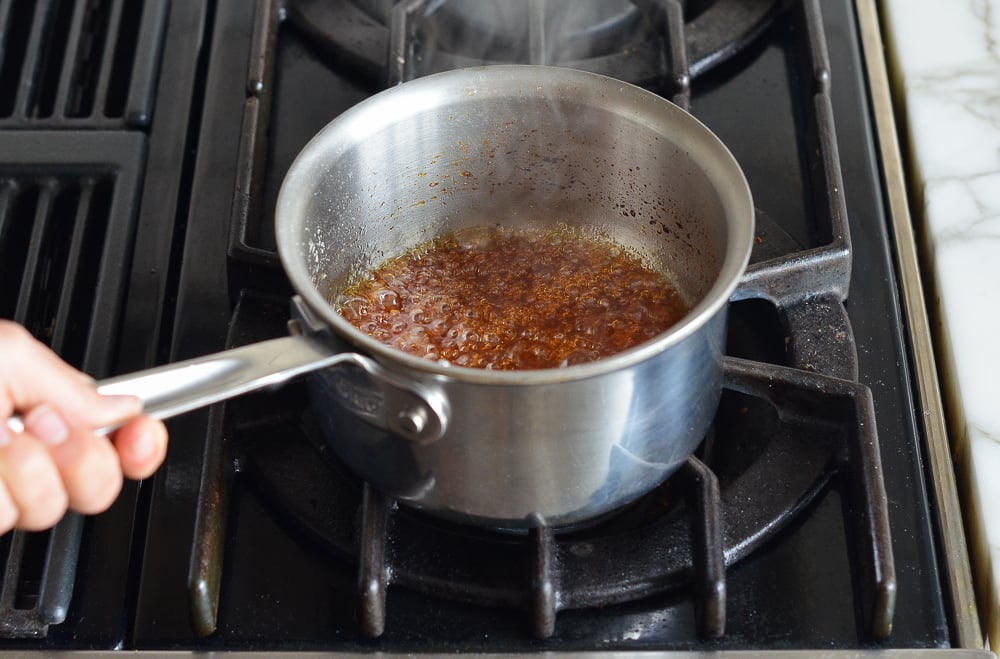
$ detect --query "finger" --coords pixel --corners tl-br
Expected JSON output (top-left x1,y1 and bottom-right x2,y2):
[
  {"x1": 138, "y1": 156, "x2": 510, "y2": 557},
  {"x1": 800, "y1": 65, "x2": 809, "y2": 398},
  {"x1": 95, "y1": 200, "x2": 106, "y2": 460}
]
[
  {"x1": 0, "y1": 478, "x2": 19, "y2": 535},
  {"x1": 27, "y1": 407, "x2": 124, "y2": 516},
  {"x1": 0, "y1": 423, "x2": 68, "y2": 531},
  {"x1": 111, "y1": 416, "x2": 168, "y2": 481},
  {"x1": 0, "y1": 321, "x2": 141, "y2": 427}
]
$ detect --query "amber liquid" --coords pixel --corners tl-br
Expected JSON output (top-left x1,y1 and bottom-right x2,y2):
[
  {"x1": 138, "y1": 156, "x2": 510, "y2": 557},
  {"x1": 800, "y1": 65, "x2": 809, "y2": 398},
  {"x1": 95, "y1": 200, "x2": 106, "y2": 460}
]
[{"x1": 336, "y1": 226, "x2": 688, "y2": 370}]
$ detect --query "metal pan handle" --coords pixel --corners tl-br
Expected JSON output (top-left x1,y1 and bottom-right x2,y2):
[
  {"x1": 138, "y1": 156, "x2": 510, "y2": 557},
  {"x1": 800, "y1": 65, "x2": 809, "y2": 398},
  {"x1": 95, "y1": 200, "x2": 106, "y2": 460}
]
[{"x1": 5, "y1": 335, "x2": 447, "y2": 444}]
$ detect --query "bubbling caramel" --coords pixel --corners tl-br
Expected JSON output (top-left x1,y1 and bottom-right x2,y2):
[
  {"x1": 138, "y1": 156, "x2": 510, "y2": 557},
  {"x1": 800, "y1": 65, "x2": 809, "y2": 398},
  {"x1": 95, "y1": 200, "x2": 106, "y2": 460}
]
[{"x1": 335, "y1": 226, "x2": 689, "y2": 370}]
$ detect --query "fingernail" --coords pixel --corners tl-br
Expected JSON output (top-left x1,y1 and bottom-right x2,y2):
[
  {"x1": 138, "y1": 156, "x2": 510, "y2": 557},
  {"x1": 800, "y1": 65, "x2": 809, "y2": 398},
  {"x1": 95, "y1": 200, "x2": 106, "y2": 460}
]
[
  {"x1": 0, "y1": 422, "x2": 11, "y2": 447},
  {"x1": 131, "y1": 431, "x2": 155, "y2": 461},
  {"x1": 24, "y1": 405, "x2": 70, "y2": 446}
]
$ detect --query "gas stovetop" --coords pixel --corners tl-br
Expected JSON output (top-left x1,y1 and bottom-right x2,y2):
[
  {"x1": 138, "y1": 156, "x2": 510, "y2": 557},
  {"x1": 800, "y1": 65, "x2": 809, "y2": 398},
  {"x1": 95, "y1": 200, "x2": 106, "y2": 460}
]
[{"x1": 0, "y1": 0, "x2": 986, "y2": 654}]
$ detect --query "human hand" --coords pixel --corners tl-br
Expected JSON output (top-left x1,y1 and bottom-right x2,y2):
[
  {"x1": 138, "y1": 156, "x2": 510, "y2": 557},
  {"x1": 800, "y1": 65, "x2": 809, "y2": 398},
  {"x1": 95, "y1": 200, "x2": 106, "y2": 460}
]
[{"x1": 0, "y1": 320, "x2": 168, "y2": 534}]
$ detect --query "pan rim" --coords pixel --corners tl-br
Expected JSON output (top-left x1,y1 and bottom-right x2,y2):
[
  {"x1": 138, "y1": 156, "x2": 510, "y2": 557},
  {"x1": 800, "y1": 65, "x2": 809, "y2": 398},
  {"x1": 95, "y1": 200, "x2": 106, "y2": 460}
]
[{"x1": 276, "y1": 64, "x2": 754, "y2": 386}]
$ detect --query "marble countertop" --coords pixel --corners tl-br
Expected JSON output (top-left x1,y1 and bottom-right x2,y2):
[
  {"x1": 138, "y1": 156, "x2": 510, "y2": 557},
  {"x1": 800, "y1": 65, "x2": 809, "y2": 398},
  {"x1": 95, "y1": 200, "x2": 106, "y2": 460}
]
[{"x1": 879, "y1": 0, "x2": 1000, "y2": 646}]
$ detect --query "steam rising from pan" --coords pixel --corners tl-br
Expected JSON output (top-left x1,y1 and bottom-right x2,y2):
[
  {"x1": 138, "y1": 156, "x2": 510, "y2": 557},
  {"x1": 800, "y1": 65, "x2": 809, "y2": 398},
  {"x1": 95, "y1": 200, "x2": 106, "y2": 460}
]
[{"x1": 415, "y1": 0, "x2": 647, "y2": 65}]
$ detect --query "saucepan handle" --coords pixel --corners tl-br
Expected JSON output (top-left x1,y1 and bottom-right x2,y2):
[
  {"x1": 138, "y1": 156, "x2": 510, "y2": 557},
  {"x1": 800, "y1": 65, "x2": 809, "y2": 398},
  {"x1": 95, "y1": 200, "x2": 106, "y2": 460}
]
[{"x1": 5, "y1": 335, "x2": 447, "y2": 444}]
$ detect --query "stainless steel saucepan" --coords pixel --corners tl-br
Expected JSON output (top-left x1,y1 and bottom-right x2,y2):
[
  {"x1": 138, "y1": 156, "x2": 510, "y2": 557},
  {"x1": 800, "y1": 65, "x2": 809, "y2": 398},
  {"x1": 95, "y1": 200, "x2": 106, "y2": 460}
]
[{"x1": 15, "y1": 66, "x2": 754, "y2": 529}]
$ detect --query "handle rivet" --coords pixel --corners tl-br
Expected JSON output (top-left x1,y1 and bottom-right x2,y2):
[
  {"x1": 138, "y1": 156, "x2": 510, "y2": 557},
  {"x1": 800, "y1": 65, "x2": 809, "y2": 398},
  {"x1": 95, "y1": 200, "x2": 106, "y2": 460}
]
[{"x1": 396, "y1": 406, "x2": 429, "y2": 436}]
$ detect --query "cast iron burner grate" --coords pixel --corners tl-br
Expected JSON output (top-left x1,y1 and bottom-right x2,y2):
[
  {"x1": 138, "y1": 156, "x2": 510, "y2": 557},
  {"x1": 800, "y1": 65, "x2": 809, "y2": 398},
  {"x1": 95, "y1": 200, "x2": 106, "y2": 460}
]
[
  {"x1": 186, "y1": 290, "x2": 895, "y2": 642},
  {"x1": 173, "y1": 0, "x2": 891, "y2": 645},
  {"x1": 0, "y1": 0, "x2": 169, "y2": 128},
  {"x1": 0, "y1": 131, "x2": 146, "y2": 638}
]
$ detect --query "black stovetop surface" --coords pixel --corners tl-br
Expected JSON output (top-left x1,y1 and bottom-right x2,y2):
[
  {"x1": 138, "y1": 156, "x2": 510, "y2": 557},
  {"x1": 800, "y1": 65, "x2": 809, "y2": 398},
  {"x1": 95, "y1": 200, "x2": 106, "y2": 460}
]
[{"x1": 0, "y1": 0, "x2": 953, "y2": 652}]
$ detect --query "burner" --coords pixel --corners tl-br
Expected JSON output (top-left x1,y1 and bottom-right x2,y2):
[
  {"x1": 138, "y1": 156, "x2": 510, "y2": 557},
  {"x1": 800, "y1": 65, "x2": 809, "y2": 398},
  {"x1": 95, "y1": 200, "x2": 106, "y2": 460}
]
[
  {"x1": 182, "y1": 290, "x2": 895, "y2": 643},
  {"x1": 285, "y1": 0, "x2": 783, "y2": 87},
  {"x1": 228, "y1": 346, "x2": 894, "y2": 641}
]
